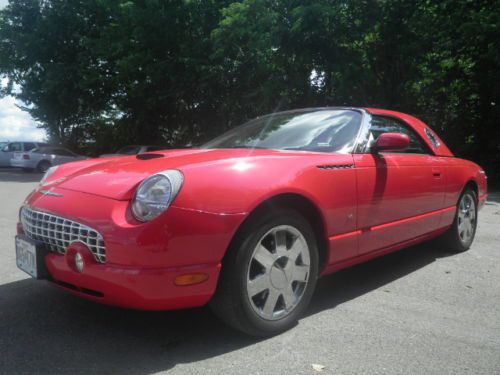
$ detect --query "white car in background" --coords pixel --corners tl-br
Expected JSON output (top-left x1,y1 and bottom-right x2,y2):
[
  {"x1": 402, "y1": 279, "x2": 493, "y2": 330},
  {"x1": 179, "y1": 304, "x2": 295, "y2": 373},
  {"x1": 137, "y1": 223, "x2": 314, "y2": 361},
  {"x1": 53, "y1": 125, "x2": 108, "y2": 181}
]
[
  {"x1": 10, "y1": 146, "x2": 88, "y2": 172},
  {"x1": 0, "y1": 141, "x2": 48, "y2": 167}
]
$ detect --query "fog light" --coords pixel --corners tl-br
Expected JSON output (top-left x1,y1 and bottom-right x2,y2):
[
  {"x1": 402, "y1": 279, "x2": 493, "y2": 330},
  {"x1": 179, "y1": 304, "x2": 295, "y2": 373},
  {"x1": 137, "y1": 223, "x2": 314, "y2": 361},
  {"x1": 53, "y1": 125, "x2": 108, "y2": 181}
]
[{"x1": 74, "y1": 252, "x2": 84, "y2": 273}]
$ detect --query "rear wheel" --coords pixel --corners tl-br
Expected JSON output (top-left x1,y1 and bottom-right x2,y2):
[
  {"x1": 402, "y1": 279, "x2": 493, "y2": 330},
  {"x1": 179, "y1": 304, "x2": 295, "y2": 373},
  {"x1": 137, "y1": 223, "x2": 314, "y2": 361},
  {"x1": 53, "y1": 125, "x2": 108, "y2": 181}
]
[
  {"x1": 36, "y1": 160, "x2": 51, "y2": 173},
  {"x1": 210, "y1": 209, "x2": 319, "y2": 336},
  {"x1": 439, "y1": 188, "x2": 478, "y2": 252}
]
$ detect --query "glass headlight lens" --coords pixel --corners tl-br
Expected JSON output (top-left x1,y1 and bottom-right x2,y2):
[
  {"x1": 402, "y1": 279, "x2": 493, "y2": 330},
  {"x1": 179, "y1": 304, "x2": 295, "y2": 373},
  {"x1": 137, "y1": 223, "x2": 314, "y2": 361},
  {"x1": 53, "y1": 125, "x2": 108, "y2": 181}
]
[
  {"x1": 40, "y1": 166, "x2": 59, "y2": 184},
  {"x1": 132, "y1": 170, "x2": 184, "y2": 222}
]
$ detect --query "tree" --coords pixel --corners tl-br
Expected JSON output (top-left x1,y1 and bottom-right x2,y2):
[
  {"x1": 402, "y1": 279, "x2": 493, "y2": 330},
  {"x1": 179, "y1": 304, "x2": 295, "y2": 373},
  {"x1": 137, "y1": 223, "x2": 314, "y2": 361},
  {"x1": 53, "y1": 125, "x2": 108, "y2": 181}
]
[{"x1": 0, "y1": 0, "x2": 498, "y2": 180}]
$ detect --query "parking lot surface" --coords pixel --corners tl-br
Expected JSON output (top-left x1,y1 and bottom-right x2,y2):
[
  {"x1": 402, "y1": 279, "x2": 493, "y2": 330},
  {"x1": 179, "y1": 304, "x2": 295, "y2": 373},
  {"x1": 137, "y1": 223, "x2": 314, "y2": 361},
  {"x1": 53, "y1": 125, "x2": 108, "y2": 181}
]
[{"x1": 0, "y1": 167, "x2": 499, "y2": 374}]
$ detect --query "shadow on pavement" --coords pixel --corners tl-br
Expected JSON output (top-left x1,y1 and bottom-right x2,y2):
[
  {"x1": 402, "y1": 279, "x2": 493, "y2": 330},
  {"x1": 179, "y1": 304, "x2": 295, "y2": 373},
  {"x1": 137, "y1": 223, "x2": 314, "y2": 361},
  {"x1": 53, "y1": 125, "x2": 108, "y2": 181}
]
[
  {"x1": 308, "y1": 242, "x2": 453, "y2": 315},
  {"x1": 0, "y1": 241, "x2": 454, "y2": 374},
  {"x1": 0, "y1": 168, "x2": 42, "y2": 183}
]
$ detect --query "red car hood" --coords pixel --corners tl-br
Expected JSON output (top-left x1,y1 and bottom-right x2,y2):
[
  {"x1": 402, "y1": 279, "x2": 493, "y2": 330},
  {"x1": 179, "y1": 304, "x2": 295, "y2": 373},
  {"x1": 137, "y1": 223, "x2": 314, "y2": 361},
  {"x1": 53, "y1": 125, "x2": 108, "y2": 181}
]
[{"x1": 42, "y1": 148, "x2": 335, "y2": 200}]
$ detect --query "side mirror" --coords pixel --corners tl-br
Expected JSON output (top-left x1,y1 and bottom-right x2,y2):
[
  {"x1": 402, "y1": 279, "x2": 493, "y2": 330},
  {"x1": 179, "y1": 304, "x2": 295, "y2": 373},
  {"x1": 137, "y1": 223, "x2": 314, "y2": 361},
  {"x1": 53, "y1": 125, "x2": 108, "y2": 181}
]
[{"x1": 373, "y1": 133, "x2": 410, "y2": 153}]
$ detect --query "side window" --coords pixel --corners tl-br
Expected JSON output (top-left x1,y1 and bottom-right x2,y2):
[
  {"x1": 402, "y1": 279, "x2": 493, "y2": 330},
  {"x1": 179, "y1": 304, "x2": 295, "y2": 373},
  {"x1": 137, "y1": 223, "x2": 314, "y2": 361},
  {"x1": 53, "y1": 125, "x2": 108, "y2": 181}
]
[
  {"x1": 23, "y1": 142, "x2": 37, "y2": 151},
  {"x1": 8, "y1": 142, "x2": 22, "y2": 152},
  {"x1": 367, "y1": 116, "x2": 430, "y2": 154}
]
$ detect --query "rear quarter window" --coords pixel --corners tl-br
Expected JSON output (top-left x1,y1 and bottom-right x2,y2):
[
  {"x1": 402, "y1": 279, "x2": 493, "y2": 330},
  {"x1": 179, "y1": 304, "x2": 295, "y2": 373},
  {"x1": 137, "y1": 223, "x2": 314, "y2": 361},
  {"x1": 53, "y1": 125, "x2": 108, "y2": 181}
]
[{"x1": 425, "y1": 128, "x2": 441, "y2": 147}]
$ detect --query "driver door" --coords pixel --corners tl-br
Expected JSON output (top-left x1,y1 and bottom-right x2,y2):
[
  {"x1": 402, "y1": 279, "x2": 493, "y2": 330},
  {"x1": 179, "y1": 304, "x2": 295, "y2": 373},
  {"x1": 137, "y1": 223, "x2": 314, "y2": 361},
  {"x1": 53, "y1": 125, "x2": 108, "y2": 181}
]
[{"x1": 354, "y1": 115, "x2": 446, "y2": 255}]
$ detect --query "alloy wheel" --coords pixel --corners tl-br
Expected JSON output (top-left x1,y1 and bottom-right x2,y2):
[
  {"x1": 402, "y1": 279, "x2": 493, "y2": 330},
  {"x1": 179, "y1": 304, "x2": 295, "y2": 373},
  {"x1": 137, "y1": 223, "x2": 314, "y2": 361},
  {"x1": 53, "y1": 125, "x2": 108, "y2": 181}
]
[
  {"x1": 246, "y1": 225, "x2": 311, "y2": 321},
  {"x1": 457, "y1": 192, "x2": 476, "y2": 245}
]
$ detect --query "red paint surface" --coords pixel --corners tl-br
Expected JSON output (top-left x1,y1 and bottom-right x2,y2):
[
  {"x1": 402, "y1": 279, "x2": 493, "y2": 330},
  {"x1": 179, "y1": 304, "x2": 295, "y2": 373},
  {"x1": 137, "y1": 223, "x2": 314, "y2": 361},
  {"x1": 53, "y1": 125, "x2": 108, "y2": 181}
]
[{"x1": 20, "y1": 108, "x2": 487, "y2": 310}]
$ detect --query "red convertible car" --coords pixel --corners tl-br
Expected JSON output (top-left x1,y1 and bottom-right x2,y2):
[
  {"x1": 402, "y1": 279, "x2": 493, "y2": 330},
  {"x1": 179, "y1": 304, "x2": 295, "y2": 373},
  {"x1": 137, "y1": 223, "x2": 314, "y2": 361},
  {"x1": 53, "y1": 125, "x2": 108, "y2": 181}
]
[{"x1": 15, "y1": 107, "x2": 487, "y2": 336}]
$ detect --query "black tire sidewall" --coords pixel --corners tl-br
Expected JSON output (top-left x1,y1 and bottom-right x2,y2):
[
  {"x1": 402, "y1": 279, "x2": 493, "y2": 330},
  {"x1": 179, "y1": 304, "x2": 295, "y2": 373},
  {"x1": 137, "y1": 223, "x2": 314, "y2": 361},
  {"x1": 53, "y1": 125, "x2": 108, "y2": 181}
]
[
  {"x1": 37, "y1": 161, "x2": 51, "y2": 173},
  {"x1": 230, "y1": 209, "x2": 319, "y2": 335}
]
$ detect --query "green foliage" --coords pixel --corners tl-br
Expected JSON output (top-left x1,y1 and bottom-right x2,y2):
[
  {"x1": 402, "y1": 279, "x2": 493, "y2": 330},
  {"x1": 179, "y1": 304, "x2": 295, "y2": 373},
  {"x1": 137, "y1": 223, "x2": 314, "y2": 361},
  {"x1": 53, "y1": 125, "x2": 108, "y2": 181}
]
[{"x1": 0, "y1": 0, "x2": 499, "y2": 180}]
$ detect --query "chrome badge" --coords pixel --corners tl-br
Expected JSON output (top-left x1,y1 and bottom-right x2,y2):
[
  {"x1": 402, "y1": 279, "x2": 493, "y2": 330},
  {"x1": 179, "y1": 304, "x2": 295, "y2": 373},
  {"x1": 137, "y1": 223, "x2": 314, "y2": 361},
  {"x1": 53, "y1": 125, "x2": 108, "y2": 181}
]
[{"x1": 39, "y1": 189, "x2": 64, "y2": 197}]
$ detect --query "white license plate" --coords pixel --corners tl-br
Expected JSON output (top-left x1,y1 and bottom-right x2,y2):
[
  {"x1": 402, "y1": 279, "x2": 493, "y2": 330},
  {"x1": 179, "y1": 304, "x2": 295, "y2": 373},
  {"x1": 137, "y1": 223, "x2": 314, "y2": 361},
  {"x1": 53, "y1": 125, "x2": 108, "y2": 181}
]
[
  {"x1": 16, "y1": 237, "x2": 38, "y2": 278},
  {"x1": 13, "y1": 152, "x2": 22, "y2": 160}
]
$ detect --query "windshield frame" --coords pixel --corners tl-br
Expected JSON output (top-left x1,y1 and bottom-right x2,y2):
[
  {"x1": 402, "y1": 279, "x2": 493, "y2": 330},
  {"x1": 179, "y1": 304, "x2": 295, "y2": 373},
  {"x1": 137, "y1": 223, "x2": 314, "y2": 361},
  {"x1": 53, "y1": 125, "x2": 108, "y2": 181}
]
[{"x1": 202, "y1": 107, "x2": 367, "y2": 154}]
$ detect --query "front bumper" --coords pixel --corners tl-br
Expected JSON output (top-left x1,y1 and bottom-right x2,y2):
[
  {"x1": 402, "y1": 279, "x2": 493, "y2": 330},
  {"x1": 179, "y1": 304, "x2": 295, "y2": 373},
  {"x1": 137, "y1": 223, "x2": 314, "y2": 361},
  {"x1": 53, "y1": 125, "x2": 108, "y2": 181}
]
[
  {"x1": 20, "y1": 187, "x2": 246, "y2": 310},
  {"x1": 45, "y1": 251, "x2": 221, "y2": 310}
]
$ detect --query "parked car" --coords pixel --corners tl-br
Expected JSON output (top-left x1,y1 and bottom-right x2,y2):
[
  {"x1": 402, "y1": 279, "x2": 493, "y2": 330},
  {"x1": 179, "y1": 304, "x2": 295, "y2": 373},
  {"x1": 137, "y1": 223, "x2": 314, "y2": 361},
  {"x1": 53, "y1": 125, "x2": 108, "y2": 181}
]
[
  {"x1": 0, "y1": 141, "x2": 48, "y2": 167},
  {"x1": 10, "y1": 146, "x2": 88, "y2": 172},
  {"x1": 14, "y1": 107, "x2": 487, "y2": 336},
  {"x1": 99, "y1": 145, "x2": 165, "y2": 158}
]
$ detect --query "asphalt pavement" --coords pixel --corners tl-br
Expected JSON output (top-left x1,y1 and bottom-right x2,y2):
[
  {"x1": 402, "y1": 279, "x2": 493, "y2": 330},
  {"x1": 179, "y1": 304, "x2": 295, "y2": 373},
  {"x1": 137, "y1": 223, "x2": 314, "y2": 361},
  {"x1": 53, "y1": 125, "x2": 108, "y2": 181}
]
[{"x1": 0, "y1": 167, "x2": 499, "y2": 374}]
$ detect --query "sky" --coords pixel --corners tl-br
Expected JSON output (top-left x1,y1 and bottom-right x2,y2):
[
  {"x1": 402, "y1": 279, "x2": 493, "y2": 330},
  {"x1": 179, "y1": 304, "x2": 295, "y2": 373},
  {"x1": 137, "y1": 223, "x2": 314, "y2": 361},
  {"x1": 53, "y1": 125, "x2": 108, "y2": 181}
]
[
  {"x1": 0, "y1": 0, "x2": 47, "y2": 142},
  {"x1": 0, "y1": 79, "x2": 46, "y2": 142}
]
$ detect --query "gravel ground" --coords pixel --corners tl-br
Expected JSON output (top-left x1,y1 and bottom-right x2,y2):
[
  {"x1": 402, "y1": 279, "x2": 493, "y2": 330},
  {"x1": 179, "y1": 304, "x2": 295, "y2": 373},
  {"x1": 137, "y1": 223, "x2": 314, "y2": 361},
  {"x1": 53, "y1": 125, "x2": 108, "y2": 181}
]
[{"x1": 0, "y1": 167, "x2": 499, "y2": 375}]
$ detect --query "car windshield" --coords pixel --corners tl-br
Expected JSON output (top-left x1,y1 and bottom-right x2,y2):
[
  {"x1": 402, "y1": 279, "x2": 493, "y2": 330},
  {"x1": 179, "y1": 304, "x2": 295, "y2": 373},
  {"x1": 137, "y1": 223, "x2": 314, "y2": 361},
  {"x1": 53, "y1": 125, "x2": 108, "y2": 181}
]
[
  {"x1": 116, "y1": 146, "x2": 142, "y2": 155},
  {"x1": 202, "y1": 109, "x2": 363, "y2": 153}
]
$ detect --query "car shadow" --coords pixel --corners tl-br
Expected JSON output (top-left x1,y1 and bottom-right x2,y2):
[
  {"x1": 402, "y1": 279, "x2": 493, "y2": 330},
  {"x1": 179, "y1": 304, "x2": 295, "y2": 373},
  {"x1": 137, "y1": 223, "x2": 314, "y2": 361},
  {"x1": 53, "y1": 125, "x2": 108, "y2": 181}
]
[
  {"x1": 0, "y1": 167, "x2": 43, "y2": 183},
  {"x1": 308, "y1": 242, "x2": 453, "y2": 315},
  {"x1": 0, "y1": 242, "x2": 454, "y2": 374}
]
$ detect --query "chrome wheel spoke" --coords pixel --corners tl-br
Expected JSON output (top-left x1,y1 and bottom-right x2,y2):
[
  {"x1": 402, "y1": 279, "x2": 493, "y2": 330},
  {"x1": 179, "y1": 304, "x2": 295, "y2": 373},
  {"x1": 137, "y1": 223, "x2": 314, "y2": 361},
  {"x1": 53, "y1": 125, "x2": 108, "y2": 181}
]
[
  {"x1": 263, "y1": 288, "x2": 280, "y2": 316},
  {"x1": 253, "y1": 245, "x2": 275, "y2": 270},
  {"x1": 248, "y1": 274, "x2": 270, "y2": 297},
  {"x1": 288, "y1": 237, "x2": 306, "y2": 262},
  {"x1": 470, "y1": 208, "x2": 476, "y2": 221},
  {"x1": 458, "y1": 211, "x2": 465, "y2": 222},
  {"x1": 274, "y1": 230, "x2": 287, "y2": 256},
  {"x1": 466, "y1": 218, "x2": 473, "y2": 233},
  {"x1": 292, "y1": 264, "x2": 309, "y2": 283},
  {"x1": 282, "y1": 285, "x2": 296, "y2": 310}
]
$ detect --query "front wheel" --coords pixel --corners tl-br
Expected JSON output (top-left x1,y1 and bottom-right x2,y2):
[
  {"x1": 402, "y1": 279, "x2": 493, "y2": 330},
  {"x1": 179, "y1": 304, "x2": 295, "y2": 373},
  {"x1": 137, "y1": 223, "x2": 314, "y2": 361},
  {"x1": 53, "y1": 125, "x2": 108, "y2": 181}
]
[
  {"x1": 210, "y1": 209, "x2": 319, "y2": 336},
  {"x1": 438, "y1": 188, "x2": 478, "y2": 252},
  {"x1": 36, "y1": 160, "x2": 51, "y2": 173}
]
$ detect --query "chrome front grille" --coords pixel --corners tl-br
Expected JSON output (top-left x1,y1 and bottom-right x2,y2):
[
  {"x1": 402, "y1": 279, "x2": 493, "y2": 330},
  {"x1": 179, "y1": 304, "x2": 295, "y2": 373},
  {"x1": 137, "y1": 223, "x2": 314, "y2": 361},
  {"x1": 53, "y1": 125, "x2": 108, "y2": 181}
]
[{"x1": 20, "y1": 206, "x2": 106, "y2": 263}]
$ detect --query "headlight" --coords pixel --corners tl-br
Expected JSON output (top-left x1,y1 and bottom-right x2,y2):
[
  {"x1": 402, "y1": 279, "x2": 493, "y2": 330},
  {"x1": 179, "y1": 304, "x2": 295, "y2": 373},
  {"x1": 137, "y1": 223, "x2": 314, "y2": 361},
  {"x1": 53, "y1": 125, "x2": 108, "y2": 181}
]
[
  {"x1": 132, "y1": 169, "x2": 184, "y2": 222},
  {"x1": 40, "y1": 166, "x2": 59, "y2": 184}
]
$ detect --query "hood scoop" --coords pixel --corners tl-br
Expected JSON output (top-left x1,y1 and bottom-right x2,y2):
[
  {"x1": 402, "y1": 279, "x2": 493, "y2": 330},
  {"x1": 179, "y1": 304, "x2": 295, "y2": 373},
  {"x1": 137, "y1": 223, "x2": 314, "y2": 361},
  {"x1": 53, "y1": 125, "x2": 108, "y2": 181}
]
[{"x1": 136, "y1": 153, "x2": 165, "y2": 160}]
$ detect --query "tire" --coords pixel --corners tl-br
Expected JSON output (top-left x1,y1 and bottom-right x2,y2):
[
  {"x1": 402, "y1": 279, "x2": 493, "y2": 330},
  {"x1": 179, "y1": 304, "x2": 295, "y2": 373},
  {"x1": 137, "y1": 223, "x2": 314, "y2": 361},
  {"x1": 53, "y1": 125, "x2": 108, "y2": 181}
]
[
  {"x1": 37, "y1": 160, "x2": 51, "y2": 173},
  {"x1": 210, "y1": 208, "x2": 319, "y2": 336},
  {"x1": 438, "y1": 188, "x2": 478, "y2": 252}
]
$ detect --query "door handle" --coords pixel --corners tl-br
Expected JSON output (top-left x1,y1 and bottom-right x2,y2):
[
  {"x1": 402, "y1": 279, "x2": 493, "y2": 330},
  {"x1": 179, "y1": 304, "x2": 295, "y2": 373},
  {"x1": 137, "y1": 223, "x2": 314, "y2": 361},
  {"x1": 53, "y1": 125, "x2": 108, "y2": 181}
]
[{"x1": 432, "y1": 169, "x2": 441, "y2": 178}]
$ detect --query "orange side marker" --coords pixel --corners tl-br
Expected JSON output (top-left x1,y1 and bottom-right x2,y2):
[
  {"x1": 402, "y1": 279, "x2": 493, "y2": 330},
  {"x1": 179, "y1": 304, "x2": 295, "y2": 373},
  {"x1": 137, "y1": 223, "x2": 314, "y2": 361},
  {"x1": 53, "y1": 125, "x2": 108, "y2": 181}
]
[{"x1": 174, "y1": 273, "x2": 209, "y2": 286}]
